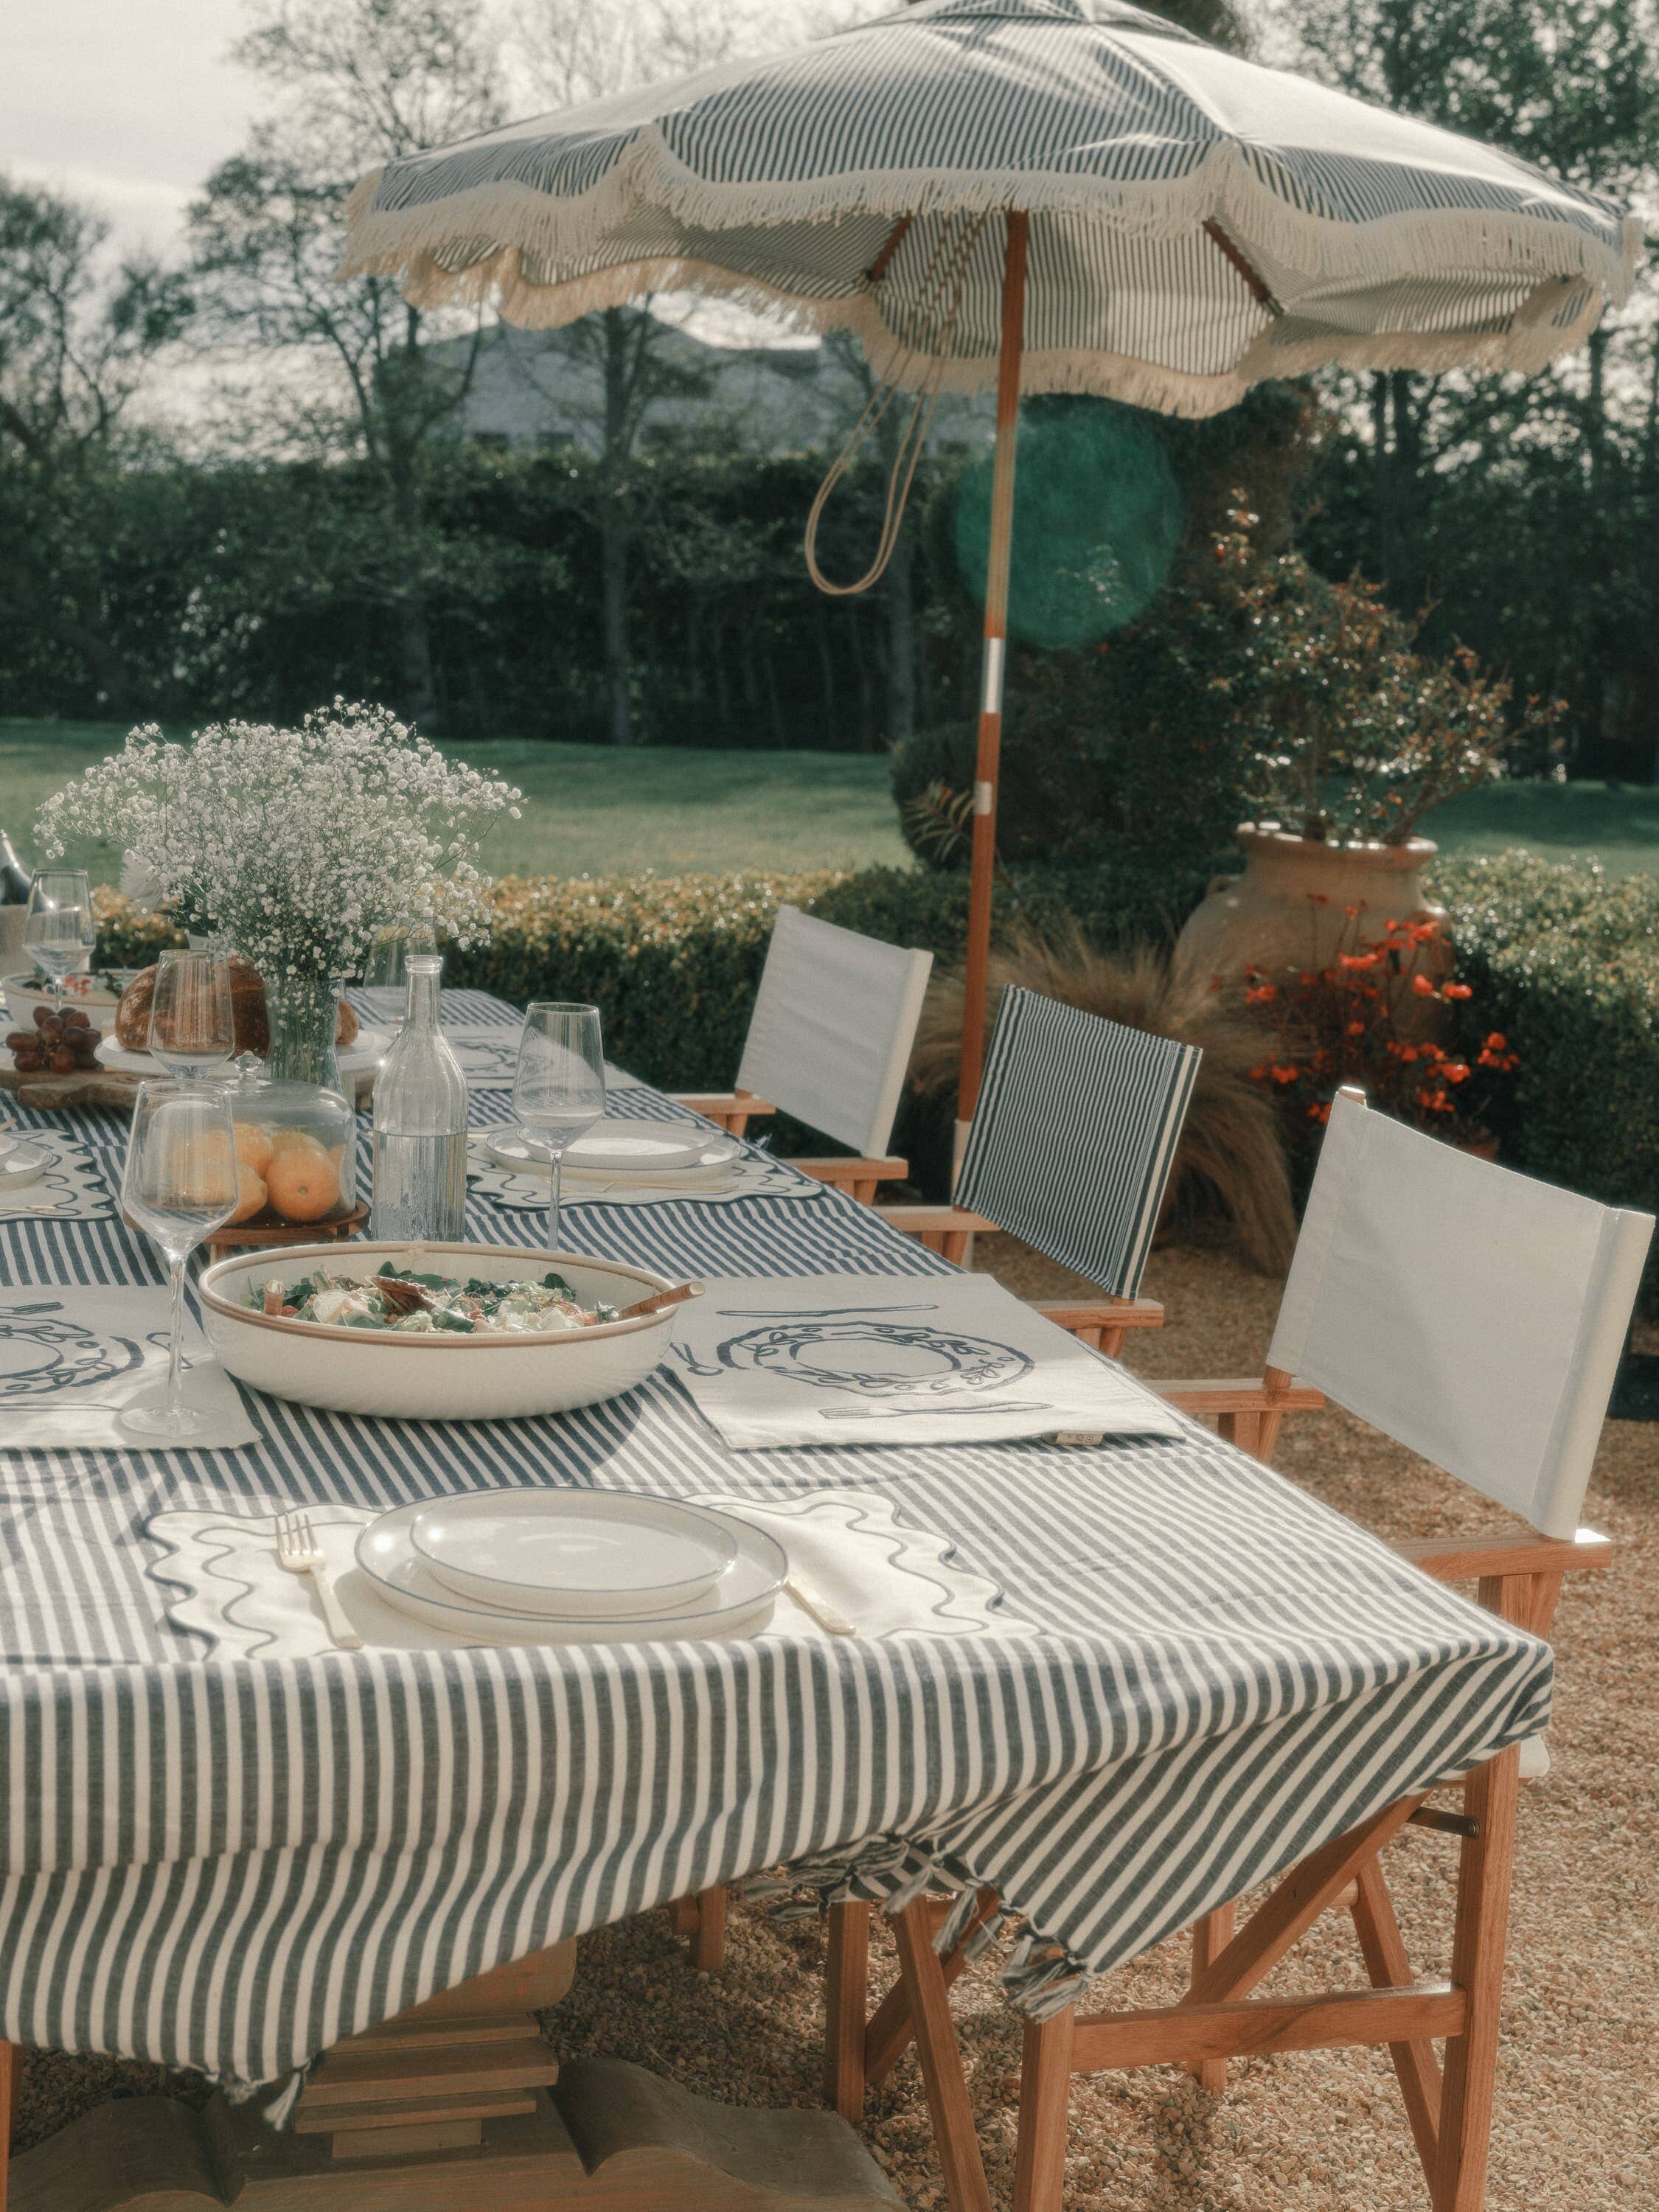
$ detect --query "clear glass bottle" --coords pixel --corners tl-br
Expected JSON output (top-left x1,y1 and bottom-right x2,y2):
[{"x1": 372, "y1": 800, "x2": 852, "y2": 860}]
[{"x1": 370, "y1": 952, "x2": 467, "y2": 1242}]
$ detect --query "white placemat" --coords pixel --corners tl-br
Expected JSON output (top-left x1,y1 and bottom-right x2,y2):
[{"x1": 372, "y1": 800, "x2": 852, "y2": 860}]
[
  {"x1": 0, "y1": 1285, "x2": 260, "y2": 1451},
  {"x1": 465, "y1": 1133, "x2": 827, "y2": 1210},
  {"x1": 668, "y1": 1274, "x2": 1189, "y2": 1449},
  {"x1": 144, "y1": 1489, "x2": 1033, "y2": 1659},
  {"x1": 0, "y1": 1136, "x2": 116, "y2": 1220}
]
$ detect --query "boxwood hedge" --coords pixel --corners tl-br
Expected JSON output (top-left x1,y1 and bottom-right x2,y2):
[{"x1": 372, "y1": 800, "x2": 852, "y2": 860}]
[{"x1": 94, "y1": 841, "x2": 1657, "y2": 1300}]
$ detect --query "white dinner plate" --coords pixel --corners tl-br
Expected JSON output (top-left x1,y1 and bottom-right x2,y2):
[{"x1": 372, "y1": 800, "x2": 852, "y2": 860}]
[
  {"x1": 0, "y1": 1141, "x2": 51, "y2": 1189},
  {"x1": 410, "y1": 1488, "x2": 739, "y2": 1618},
  {"x1": 96, "y1": 1026, "x2": 392, "y2": 1078},
  {"x1": 490, "y1": 1120, "x2": 738, "y2": 1175},
  {"x1": 355, "y1": 1497, "x2": 786, "y2": 1645}
]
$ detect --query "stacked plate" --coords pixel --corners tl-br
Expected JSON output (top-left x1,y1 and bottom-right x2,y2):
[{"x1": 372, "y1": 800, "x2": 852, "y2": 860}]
[
  {"x1": 357, "y1": 1488, "x2": 787, "y2": 1644},
  {"x1": 489, "y1": 1116, "x2": 740, "y2": 1188}
]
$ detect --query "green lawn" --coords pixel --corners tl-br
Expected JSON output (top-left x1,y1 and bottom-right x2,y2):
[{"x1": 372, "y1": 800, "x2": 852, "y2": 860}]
[
  {"x1": 0, "y1": 723, "x2": 908, "y2": 882},
  {"x1": 4, "y1": 718, "x2": 1656, "y2": 885},
  {"x1": 1419, "y1": 779, "x2": 1659, "y2": 877}
]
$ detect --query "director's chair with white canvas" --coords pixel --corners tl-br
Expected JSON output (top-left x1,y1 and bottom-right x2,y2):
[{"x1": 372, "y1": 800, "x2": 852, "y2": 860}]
[
  {"x1": 822, "y1": 1088, "x2": 1652, "y2": 2212},
  {"x1": 669, "y1": 902, "x2": 933, "y2": 1203}
]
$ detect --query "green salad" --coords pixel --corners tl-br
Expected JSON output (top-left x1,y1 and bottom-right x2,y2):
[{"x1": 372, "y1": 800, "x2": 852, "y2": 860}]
[{"x1": 251, "y1": 1262, "x2": 617, "y2": 1335}]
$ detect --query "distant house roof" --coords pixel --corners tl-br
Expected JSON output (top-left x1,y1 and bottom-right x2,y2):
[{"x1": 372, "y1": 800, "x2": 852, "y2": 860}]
[{"x1": 423, "y1": 315, "x2": 992, "y2": 455}]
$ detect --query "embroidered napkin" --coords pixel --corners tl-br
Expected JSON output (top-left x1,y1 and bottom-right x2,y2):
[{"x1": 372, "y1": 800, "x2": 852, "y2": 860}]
[
  {"x1": 0, "y1": 1137, "x2": 116, "y2": 1220},
  {"x1": 144, "y1": 1489, "x2": 1032, "y2": 1658},
  {"x1": 668, "y1": 1274, "x2": 1187, "y2": 1450},
  {"x1": 465, "y1": 1133, "x2": 827, "y2": 1210},
  {"x1": 0, "y1": 1285, "x2": 260, "y2": 1451}
]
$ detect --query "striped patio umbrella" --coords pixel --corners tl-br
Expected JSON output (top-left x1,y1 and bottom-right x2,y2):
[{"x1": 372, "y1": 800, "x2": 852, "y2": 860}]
[{"x1": 341, "y1": 0, "x2": 1636, "y2": 1142}]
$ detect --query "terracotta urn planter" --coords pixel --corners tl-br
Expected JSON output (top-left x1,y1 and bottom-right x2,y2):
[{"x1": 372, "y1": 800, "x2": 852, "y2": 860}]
[{"x1": 1175, "y1": 826, "x2": 1452, "y2": 1023}]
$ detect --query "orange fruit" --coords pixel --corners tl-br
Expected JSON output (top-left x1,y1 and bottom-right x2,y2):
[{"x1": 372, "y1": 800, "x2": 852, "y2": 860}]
[
  {"x1": 265, "y1": 1149, "x2": 341, "y2": 1222},
  {"x1": 234, "y1": 1121, "x2": 275, "y2": 1175},
  {"x1": 229, "y1": 1161, "x2": 267, "y2": 1225},
  {"x1": 268, "y1": 1127, "x2": 326, "y2": 1158}
]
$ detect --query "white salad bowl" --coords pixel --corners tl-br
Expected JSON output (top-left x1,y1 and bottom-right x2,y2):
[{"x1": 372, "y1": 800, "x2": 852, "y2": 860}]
[{"x1": 198, "y1": 1241, "x2": 678, "y2": 1421}]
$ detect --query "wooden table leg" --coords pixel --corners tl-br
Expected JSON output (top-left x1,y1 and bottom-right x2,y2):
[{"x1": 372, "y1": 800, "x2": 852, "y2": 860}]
[{"x1": 8, "y1": 1941, "x2": 900, "y2": 2212}]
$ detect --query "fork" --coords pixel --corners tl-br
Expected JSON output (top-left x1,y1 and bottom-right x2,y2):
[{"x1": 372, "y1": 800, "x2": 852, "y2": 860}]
[{"x1": 274, "y1": 1509, "x2": 364, "y2": 1649}]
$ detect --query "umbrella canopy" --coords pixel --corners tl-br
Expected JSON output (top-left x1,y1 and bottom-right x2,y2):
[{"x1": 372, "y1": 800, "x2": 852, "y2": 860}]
[
  {"x1": 342, "y1": 0, "x2": 1634, "y2": 409},
  {"x1": 341, "y1": 0, "x2": 1636, "y2": 1138}
]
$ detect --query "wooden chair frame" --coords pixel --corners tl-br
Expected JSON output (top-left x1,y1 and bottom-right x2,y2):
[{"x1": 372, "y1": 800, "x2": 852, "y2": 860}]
[
  {"x1": 818, "y1": 1533, "x2": 1608, "y2": 2212},
  {"x1": 669, "y1": 1090, "x2": 909, "y2": 1206}
]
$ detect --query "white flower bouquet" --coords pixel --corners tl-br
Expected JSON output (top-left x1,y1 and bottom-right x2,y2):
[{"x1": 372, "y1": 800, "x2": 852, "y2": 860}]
[{"x1": 36, "y1": 700, "x2": 522, "y2": 1078}]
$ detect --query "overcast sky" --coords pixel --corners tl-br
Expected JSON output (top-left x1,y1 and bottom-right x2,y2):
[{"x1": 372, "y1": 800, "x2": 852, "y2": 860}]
[{"x1": 4, "y1": 2, "x2": 259, "y2": 255}]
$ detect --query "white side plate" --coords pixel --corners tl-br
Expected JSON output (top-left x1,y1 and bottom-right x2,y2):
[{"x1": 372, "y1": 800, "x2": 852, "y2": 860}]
[
  {"x1": 356, "y1": 1498, "x2": 785, "y2": 1645},
  {"x1": 411, "y1": 1488, "x2": 739, "y2": 1617},
  {"x1": 492, "y1": 1118, "x2": 737, "y2": 1175}
]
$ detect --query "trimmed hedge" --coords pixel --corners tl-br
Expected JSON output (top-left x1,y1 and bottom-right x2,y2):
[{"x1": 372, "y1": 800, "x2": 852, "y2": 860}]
[
  {"x1": 94, "y1": 843, "x2": 1657, "y2": 1304},
  {"x1": 443, "y1": 851, "x2": 1216, "y2": 1094},
  {"x1": 1430, "y1": 851, "x2": 1659, "y2": 1307}
]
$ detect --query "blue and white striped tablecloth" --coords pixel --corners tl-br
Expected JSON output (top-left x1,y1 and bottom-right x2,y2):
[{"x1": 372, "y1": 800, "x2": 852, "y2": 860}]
[{"x1": 0, "y1": 991, "x2": 1549, "y2": 2096}]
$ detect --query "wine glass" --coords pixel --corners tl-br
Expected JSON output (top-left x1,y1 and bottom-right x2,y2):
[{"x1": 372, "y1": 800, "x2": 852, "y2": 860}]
[
  {"x1": 147, "y1": 947, "x2": 236, "y2": 1082},
  {"x1": 24, "y1": 869, "x2": 95, "y2": 1015},
  {"x1": 362, "y1": 928, "x2": 432, "y2": 1029},
  {"x1": 120, "y1": 1080, "x2": 239, "y2": 1441},
  {"x1": 512, "y1": 1002, "x2": 605, "y2": 1253}
]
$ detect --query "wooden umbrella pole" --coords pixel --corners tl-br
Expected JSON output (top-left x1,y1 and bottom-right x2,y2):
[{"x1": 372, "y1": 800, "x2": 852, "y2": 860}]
[{"x1": 956, "y1": 209, "x2": 1029, "y2": 1165}]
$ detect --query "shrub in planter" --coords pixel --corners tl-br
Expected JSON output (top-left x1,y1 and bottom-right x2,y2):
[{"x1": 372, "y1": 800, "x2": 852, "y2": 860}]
[{"x1": 1239, "y1": 907, "x2": 1517, "y2": 1171}]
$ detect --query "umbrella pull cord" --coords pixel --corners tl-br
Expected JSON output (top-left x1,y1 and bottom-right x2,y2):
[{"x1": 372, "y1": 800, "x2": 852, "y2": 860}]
[
  {"x1": 804, "y1": 212, "x2": 987, "y2": 598},
  {"x1": 803, "y1": 376, "x2": 939, "y2": 597}
]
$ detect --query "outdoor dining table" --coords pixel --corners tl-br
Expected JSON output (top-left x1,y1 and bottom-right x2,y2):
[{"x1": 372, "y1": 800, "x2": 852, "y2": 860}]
[{"x1": 0, "y1": 989, "x2": 1550, "y2": 2212}]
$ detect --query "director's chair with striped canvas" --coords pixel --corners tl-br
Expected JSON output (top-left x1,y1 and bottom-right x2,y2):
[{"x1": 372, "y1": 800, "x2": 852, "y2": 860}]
[
  {"x1": 881, "y1": 984, "x2": 1201, "y2": 1360},
  {"x1": 825, "y1": 1088, "x2": 1652, "y2": 2212},
  {"x1": 670, "y1": 902, "x2": 933, "y2": 1203}
]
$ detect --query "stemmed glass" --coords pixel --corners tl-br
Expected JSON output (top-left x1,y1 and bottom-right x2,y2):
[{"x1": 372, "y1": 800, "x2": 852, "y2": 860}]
[
  {"x1": 24, "y1": 869, "x2": 95, "y2": 1015},
  {"x1": 147, "y1": 947, "x2": 236, "y2": 1082},
  {"x1": 512, "y1": 1002, "x2": 605, "y2": 1253},
  {"x1": 120, "y1": 1080, "x2": 239, "y2": 1440},
  {"x1": 362, "y1": 927, "x2": 433, "y2": 1029}
]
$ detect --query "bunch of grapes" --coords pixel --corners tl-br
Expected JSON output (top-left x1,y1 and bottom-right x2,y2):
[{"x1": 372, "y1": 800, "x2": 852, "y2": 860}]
[{"x1": 7, "y1": 1005, "x2": 102, "y2": 1077}]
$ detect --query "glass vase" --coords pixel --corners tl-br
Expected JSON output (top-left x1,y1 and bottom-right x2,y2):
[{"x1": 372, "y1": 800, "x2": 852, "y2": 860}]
[{"x1": 262, "y1": 970, "x2": 344, "y2": 1090}]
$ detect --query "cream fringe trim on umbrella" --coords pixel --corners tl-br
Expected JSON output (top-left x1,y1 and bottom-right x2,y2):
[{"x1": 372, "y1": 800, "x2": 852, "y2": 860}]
[
  {"x1": 338, "y1": 126, "x2": 1639, "y2": 319},
  {"x1": 335, "y1": 243, "x2": 1620, "y2": 419}
]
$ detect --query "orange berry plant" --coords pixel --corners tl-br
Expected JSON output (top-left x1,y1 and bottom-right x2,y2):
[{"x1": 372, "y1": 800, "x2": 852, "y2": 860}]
[{"x1": 1236, "y1": 898, "x2": 1517, "y2": 1155}]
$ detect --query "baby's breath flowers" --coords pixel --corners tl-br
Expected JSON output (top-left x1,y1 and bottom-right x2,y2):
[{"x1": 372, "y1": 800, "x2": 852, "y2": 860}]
[{"x1": 35, "y1": 701, "x2": 523, "y2": 987}]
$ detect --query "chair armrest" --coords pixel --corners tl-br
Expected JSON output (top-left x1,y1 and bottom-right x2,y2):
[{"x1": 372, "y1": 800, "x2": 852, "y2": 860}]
[
  {"x1": 795, "y1": 1157, "x2": 908, "y2": 1206},
  {"x1": 1155, "y1": 1377, "x2": 1325, "y2": 1416},
  {"x1": 669, "y1": 1088, "x2": 775, "y2": 1135},
  {"x1": 1033, "y1": 1298, "x2": 1164, "y2": 1336},
  {"x1": 1393, "y1": 1528, "x2": 1613, "y2": 1581},
  {"x1": 872, "y1": 1201, "x2": 997, "y2": 1262}
]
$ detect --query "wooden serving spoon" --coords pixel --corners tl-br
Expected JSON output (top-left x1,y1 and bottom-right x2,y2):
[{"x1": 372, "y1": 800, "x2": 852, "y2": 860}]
[{"x1": 615, "y1": 1279, "x2": 706, "y2": 1322}]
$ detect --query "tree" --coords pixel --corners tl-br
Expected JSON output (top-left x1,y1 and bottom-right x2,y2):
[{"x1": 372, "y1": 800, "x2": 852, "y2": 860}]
[
  {"x1": 189, "y1": 0, "x2": 503, "y2": 730},
  {"x1": 0, "y1": 178, "x2": 191, "y2": 711},
  {"x1": 503, "y1": 0, "x2": 810, "y2": 745},
  {"x1": 1285, "y1": 0, "x2": 1659, "y2": 749}
]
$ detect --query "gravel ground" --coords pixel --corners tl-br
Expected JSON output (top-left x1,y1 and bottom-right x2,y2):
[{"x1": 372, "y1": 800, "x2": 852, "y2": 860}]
[{"x1": 15, "y1": 1234, "x2": 1658, "y2": 2209}]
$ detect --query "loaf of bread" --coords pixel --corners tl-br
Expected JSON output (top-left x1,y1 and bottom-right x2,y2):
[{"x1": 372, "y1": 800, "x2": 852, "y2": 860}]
[{"x1": 116, "y1": 956, "x2": 359, "y2": 1057}]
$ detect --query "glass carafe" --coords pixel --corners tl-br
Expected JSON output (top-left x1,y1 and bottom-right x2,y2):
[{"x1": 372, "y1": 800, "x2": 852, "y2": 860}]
[{"x1": 371, "y1": 953, "x2": 467, "y2": 1242}]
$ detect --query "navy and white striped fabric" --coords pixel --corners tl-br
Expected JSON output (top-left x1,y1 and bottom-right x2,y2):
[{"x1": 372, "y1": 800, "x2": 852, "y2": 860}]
[
  {"x1": 955, "y1": 984, "x2": 1197, "y2": 1298},
  {"x1": 341, "y1": 0, "x2": 1634, "y2": 417},
  {"x1": 0, "y1": 991, "x2": 1550, "y2": 2093}
]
